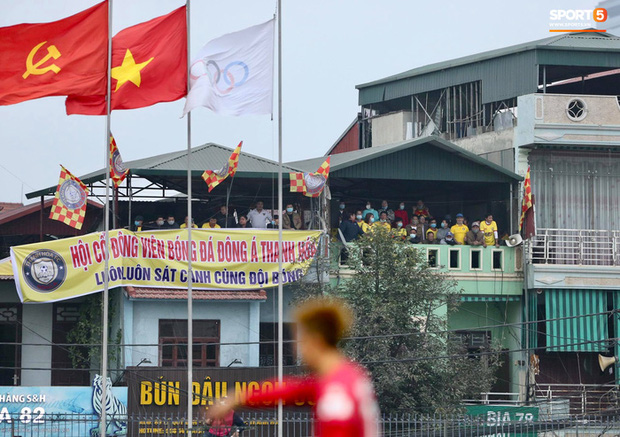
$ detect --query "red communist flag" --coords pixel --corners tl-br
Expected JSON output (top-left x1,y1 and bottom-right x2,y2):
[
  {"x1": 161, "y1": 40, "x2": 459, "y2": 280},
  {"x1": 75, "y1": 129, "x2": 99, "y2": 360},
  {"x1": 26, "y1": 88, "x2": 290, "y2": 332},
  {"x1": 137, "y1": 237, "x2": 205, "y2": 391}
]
[
  {"x1": 0, "y1": 2, "x2": 108, "y2": 106},
  {"x1": 66, "y1": 6, "x2": 187, "y2": 115}
]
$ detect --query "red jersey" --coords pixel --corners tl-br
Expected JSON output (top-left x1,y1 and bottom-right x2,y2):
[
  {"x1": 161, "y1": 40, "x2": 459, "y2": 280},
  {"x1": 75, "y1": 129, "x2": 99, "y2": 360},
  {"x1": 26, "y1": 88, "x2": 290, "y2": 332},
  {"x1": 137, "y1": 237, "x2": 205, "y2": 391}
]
[{"x1": 246, "y1": 361, "x2": 381, "y2": 437}]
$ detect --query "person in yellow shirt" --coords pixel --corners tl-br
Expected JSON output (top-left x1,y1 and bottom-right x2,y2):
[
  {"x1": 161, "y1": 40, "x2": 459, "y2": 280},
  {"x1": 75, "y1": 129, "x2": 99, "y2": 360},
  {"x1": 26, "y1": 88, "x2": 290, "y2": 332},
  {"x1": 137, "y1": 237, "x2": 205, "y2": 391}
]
[
  {"x1": 480, "y1": 214, "x2": 499, "y2": 247},
  {"x1": 202, "y1": 217, "x2": 221, "y2": 229},
  {"x1": 355, "y1": 210, "x2": 367, "y2": 231},
  {"x1": 450, "y1": 213, "x2": 469, "y2": 245},
  {"x1": 180, "y1": 216, "x2": 197, "y2": 228},
  {"x1": 391, "y1": 218, "x2": 407, "y2": 240},
  {"x1": 373, "y1": 211, "x2": 391, "y2": 232}
]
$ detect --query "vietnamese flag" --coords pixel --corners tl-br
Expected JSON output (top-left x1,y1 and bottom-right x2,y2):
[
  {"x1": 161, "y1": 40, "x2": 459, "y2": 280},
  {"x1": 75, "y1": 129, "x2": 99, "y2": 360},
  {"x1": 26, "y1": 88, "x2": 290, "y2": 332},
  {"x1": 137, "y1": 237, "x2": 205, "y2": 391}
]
[
  {"x1": 66, "y1": 6, "x2": 187, "y2": 115},
  {"x1": 0, "y1": 2, "x2": 108, "y2": 106}
]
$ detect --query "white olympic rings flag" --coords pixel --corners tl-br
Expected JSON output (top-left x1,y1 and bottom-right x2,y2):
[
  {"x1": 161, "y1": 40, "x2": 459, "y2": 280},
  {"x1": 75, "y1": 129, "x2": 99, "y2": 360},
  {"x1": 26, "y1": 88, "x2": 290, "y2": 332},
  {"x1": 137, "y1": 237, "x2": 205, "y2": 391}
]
[{"x1": 183, "y1": 19, "x2": 274, "y2": 116}]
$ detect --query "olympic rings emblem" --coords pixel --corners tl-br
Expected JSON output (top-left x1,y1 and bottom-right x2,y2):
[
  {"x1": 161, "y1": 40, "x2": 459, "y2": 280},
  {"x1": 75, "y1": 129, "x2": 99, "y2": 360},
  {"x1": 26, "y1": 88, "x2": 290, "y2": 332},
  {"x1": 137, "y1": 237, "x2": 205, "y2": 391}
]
[{"x1": 190, "y1": 59, "x2": 249, "y2": 95}]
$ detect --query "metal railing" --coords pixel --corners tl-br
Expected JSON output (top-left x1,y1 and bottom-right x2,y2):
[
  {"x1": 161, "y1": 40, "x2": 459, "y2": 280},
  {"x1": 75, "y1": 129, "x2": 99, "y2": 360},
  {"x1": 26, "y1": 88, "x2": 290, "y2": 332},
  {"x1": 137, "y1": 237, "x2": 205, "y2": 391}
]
[
  {"x1": 529, "y1": 228, "x2": 620, "y2": 266},
  {"x1": 535, "y1": 383, "x2": 620, "y2": 416},
  {"x1": 4, "y1": 411, "x2": 620, "y2": 437}
]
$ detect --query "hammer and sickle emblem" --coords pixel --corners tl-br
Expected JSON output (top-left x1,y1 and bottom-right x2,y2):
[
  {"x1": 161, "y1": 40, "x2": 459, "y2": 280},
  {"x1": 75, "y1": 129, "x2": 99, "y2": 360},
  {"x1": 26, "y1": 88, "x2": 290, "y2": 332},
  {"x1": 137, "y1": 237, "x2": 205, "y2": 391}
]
[{"x1": 22, "y1": 41, "x2": 61, "y2": 79}]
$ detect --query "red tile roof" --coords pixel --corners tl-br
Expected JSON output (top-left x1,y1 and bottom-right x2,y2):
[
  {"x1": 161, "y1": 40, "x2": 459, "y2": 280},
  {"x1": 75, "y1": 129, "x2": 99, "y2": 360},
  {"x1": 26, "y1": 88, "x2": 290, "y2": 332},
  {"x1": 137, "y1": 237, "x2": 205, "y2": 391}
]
[
  {"x1": 0, "y1": 199, "x2": 102, "y2": 226},
  {"x1": 0, "y1": 203, "x2": 23, "y2": 213},
  {"x1": 125, "y1": 286, "x2": 267, "y2": 301}
]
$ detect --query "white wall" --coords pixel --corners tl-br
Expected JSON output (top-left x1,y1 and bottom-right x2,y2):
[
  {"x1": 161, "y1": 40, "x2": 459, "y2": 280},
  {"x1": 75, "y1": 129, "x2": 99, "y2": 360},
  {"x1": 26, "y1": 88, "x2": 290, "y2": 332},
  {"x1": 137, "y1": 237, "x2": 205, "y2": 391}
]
[{"x1": 128, "y1": 299, "x2": 262, "y2": 369}]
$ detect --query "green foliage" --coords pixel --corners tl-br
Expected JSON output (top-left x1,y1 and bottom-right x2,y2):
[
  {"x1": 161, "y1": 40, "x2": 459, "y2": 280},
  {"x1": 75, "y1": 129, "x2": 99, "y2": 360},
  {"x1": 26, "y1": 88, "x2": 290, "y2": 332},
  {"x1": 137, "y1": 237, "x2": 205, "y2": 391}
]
[
  {"x1": 297, "y1": 229, "x2": 501, "y2": 413},
  {"x1": 66, "y1": 292, "x2": 122, "y2": 371}
]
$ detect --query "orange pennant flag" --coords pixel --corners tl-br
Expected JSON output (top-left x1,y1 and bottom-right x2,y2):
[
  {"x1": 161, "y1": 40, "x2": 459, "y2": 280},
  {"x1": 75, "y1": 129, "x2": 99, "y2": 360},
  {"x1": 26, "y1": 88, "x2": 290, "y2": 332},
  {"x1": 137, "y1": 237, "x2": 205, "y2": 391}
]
[
  {"x1": 49, "y1": 166, "x2": 89, "y2": 230},
  {"x1": 202, "y1": 142, "x2": 242, "y2": 192},
  {"x1": 0, "y1": 2, "x2": 108, "y2": 105},
  {"x1": 110, "y1": 135, "x2": 129, "y2": 188},
  {"x1": 65, "y1": 6, "x2": 186, "y2": 114},
  {"x1": 289, "y1": 156, "x2": 330, "y2": 198}
]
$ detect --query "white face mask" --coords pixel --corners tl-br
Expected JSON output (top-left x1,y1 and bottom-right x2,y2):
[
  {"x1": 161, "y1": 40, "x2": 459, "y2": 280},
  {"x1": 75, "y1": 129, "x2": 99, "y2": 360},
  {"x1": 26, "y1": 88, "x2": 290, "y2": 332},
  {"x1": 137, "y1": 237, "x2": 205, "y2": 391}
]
[
  {"x1": 397, "y1": 222, "x2": 403, "y2": 228},
  {"x1": 366, "y1": 204, "x2": 371, "y2": 209},
  {"x1": 168, "y1": 220, "x2": 175, "y2": 225},
  {"x1": 399, "y1": 204, "x2": 405, "y2": 210},
  {"x1": 156, "y1": 220, "x2": 164, "y2": 226}
]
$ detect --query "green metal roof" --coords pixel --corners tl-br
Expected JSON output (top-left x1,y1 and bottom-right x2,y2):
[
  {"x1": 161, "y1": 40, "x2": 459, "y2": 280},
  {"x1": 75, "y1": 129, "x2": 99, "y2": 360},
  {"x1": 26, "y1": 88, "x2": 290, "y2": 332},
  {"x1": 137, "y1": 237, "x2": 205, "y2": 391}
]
[
  {"x1": 287, "y1": 136, "x2": 522, "y2": 183},
  {"x1": 26, "y1": 143, "x2": 301, "y2": 199},
  {"x1": 357, "y1": 32, "x2": 620, "y2": 106}
]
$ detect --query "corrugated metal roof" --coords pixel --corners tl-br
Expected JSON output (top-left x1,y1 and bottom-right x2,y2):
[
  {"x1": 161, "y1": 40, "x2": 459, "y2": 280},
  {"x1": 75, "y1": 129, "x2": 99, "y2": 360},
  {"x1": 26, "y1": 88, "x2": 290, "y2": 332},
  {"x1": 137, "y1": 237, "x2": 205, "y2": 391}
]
[
  {"x1": 26, "y1": 143, "x2": 302, "y2": 199},
  {"x1": 357, "y1": 32, "x2": 620, "y2": 106},
  {"x1": 288, "y1": 136, "x2": 521, "y2": 183}
]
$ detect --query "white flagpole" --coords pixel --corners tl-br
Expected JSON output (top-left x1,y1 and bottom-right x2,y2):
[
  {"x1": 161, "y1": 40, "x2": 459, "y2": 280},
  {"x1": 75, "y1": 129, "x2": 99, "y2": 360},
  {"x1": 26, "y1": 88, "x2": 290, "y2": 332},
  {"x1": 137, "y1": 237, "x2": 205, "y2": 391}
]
[
  {"x1": 276, "y1": 1, "x2": 284, "y2": 436},
  {"x1": 185, "y1": 0, "x2": 194, "y2": 431},
  {"x1": 100, "y1": 0, "x2": 113, "y2": 434}
]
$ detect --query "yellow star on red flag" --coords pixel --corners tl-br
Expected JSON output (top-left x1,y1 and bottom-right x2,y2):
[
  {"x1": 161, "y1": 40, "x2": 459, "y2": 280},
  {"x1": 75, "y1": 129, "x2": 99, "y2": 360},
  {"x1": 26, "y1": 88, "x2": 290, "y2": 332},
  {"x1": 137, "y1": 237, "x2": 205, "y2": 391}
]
[{"x1": 112, "y1": 49, "x2": 154, "y2": 91}]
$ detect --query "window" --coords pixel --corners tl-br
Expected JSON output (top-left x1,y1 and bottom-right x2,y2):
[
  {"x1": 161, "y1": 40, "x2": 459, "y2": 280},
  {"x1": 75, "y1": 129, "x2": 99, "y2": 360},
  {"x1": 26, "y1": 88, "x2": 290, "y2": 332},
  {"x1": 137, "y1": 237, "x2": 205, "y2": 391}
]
[
  {"x1": 470, "y1": 249, "x2": 482, "y2": 270},
  {"x1": 492, "y1": 250, "x2": 504, "y2": 271},
  {"x1": 52, "y1": 304, "x2": 89, "y2": 386},
  {"x1": 159, "y1": 320, "x2": 220, "y2": 367},
  {"x1": 427, "y1": 248, "x2": 439, "y2": 268},
  {"x1": 259, "y1": 323, "x2": 297, "y2": 366},
  {"x1": 452, "y1": 330, "x2": 492, "y2": 352},
  {"x1": 0, "y1": 305, "x2": 21, "y2": 386},
  {"x1": 449, "y1": 248, "x2": 461, "y2": 270},
  {"x1": 566, "y1": 98, "x2": 587, "y2": 121}
]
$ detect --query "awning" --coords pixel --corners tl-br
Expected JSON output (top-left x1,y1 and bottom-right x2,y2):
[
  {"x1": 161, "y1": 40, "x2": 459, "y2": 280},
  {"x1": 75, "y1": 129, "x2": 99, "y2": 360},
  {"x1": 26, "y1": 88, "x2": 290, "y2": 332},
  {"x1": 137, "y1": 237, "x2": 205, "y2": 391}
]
[
  {"x1": 545, "y1": 289, "x2": 608, "y2": 352},
  {"x1": 460, "y1": 296, "x2": 520, "y2": 302}
]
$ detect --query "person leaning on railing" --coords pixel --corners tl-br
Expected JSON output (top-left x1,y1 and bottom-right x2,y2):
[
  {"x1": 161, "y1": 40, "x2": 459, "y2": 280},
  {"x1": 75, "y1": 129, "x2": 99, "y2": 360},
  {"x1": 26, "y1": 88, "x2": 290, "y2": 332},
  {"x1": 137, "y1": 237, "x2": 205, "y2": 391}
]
[{"x1": 465, "y1": 221, "x2": 485, "y2": 246}]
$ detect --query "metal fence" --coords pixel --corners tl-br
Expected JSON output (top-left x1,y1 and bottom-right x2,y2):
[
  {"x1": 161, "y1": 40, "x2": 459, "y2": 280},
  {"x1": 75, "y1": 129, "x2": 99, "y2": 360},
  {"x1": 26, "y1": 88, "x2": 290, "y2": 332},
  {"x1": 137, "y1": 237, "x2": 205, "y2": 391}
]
[
  {"x1": 529, "y1": 228, "x2": 620, "y2": 266},
  {"x1": 3, "y1": 412, "x2": 620, "y2": 437},
  {"x1": 535, "y1": 383, "x2": 619, "y2": 416}
]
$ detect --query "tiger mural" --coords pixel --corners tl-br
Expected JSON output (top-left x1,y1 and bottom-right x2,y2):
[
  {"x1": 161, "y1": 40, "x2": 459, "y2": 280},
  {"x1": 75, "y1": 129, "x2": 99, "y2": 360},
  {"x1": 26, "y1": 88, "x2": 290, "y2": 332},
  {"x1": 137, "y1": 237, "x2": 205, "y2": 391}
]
[{"x1": 91, "y1": 374, "x2": 127, "y2": 436}]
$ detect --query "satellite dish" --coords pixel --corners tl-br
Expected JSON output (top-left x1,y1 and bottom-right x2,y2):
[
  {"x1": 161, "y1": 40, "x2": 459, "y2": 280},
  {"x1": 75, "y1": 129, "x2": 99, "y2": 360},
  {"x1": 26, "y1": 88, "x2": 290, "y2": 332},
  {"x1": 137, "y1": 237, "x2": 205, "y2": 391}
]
[{"x1": 505, "y1": 234, "x2": 523, "y2": 247}]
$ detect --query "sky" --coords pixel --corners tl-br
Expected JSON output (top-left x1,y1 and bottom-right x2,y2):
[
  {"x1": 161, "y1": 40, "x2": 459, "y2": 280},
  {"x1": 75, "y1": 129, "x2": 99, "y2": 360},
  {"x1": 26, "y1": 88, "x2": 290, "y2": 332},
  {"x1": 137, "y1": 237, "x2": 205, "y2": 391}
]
[{"x1": 0, "y1": 0, "x2": 599, "y2": 204}]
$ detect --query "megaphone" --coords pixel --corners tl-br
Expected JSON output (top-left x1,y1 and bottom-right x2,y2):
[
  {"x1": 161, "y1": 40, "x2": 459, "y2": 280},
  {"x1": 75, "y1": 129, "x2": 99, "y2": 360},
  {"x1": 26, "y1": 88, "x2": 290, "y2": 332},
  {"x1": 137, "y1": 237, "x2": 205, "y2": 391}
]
[
  {"x1": 598, "y1": 354, "x2": 618, "y2": 372},
  {"x1": 505, "y1": 234, "x2": 523, "y2": 247}
]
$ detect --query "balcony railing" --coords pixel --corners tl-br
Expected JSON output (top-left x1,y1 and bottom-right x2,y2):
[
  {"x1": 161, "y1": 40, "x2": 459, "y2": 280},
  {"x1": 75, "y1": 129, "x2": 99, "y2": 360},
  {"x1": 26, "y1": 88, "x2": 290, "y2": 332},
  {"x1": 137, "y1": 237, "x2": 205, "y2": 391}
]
[
  {"x1": 528, "y1": 228, "x2": 620, "y2": 267},
  {"x1": 535, "y1": 383, "x2": 619, "y2": 416}
]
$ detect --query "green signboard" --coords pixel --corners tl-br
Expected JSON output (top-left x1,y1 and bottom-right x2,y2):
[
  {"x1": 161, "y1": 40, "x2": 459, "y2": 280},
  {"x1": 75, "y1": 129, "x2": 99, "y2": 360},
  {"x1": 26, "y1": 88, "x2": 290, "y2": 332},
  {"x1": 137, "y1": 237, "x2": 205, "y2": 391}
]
[{"x1": 465, "y1": 405, "x2": 539, "y2": 437}]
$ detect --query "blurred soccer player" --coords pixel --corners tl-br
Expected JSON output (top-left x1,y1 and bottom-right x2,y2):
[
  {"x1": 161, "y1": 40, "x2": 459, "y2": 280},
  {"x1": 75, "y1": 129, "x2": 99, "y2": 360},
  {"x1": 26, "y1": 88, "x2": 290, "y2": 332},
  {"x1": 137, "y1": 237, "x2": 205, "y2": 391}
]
[{"x1": 208, "y1": 297, "x2": 381, "y2": 437}]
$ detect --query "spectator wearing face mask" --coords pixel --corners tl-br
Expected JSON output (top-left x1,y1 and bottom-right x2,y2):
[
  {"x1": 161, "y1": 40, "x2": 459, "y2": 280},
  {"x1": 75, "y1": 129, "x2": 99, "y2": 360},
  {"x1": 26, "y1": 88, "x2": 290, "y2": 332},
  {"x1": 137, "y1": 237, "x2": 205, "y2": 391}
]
[
  {"x1": 441, "y1": 231, "x2": 457, "y2": 245},
  {"x1": 164, "y1": 215, "x2": 180, "y2": 229},
  {"x1": 334, "y1": 200, "x2": 347, "y2": 227},
  {"x1": 132, "y1": 215, "x2": 144, "y2": 232},
  {"x1": 394, "y1": 202, "x2": 409, "y2": 227},
  {"x1": 391, "y1": 218, "x2": 407, "y2": 240},
  {"x1": 450, "y1": 213, "x2": 469, "y2": 245},
  {"x1": 355, "y1": 210, "x2": 366, "y2": 230},
  {"x1": 362, "y1": 202, "x2": 379, "y2": 222},
  {"x1": 418, "y1": 216, "x2": 429, "y2": 237},
  {"x1": 480, "y1": 214, "x2": 500, "y2": 248},
  {"x1": 427, "y1": 218, "x2": 438, "y2": 238},
  {"x1": 379, "y1": 200, "x2": 395, "y2": 223},
  {"x1": 267, "y1": 215, "x2": 280, "y2": 229},
  {"x1": 465, "y1": 221, "x2": 485, "y2": 246},
  {"x1": 283, "y1": 203, "x2": 302, "y2": 230},
  {"x1": 407, "y1": 227, "x2": 421, "y2": 244},
  {"x1": 436, "y1": 219, "x2": 450, "y2": 241},
  {"x1": 145, "y1": 216, "x2": 167, "y2": 230}
]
